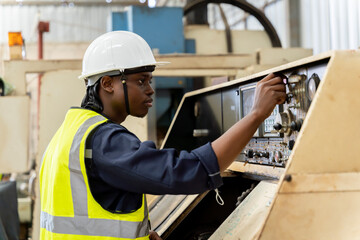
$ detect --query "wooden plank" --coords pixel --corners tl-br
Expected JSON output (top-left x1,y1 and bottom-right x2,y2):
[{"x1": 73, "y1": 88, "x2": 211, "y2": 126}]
[
  {"x1": 259, "y1": 192, "x2": 360, "y2": 240},
  {"x1": 280, "y1": 172, "x2": 360, "y2": 193},
  {"x1": 153, "y1": 68, "x2": 238, "y2": 77},
  {"x1": 286, "y1": 50, "x2": 360, "y2": 174},
  {"x1": 258, "y1": 48, "x2": 313, "y2": 65},
  {"x1": 209, "y1": 181, "x2": 278, "y2": 240},
  {"x1": 258, "y1": 50, "x2": 360, "y2": 240},
  {"x1": 228, "y1": 162, "x2": 285, "y2": 179},
  {"x1": 3, "y1": 60, "x2": 82, "y2": 95},
  {"x1": 235, "y1": 64, "x2": 278, "y2": 78},
  {"x1": 155, "y1": 54, "x2": 256, "y2": 69},
  {"x1": 157, "y1": 194, "x2": 206, "y2": 237},
  {"x1": 0, "y1": 96, "x2": 29, "y2": 172},
  {"x1": 149, "y1": 195, "x2": 188, "y2": 232},
  {"x1": 184, "y1": 25, "x2": 272, "y2": 55}
]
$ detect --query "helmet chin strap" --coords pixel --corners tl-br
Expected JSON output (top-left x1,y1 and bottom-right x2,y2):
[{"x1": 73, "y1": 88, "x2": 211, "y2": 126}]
[{"x1": 121, "y1": 73, "x2": 131, "y2": 115}]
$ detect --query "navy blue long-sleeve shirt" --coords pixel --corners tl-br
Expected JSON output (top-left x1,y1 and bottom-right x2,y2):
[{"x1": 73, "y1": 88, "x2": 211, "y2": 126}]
[{"x1": 85, "y1": 122, "x2": 223, "y2": 213}]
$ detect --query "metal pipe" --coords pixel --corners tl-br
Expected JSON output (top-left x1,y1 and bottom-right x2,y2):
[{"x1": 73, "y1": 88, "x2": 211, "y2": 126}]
[
  {"x1": 37, "y1": 21, "x2": 49, "y2": 131},
  {"x1": 184, "y1": 0, "x2": 282, "y2": 47},
  {"x1": 37, "y1": 21, "x2": 49, "y2": 59},
  {"x1": 38, "y1": 28, "x2": 43, "y2": 59},
  {"x1": 217, "y1": 4, "x2": 233, "y2": 53}
]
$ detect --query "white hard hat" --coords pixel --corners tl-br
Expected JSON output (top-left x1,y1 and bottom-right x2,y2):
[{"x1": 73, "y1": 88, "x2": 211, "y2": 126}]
[{"x1": 79, "y1": 31, "x2": 168, "y2": 86}]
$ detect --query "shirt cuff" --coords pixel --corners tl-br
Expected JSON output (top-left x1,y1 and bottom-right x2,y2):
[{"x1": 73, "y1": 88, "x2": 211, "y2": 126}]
[{"x1": 192, "y1": 142, "x2": 223, "y2": 189}]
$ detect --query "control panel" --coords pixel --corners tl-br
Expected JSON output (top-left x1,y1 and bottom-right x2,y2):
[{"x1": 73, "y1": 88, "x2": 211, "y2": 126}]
[
  {"x1": 162, "y1": 58, "x2": 329, "y2": 170},
  {"x1": 239, "y1": 63, "x2": 327, "y2": 167}
]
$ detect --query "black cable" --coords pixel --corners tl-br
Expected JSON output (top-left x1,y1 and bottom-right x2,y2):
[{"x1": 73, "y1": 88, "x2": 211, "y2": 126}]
[
  {"x1": 184, "y1": 0, "x2": 282, "y2": 47},
  {"x1": 121, "y1": 73, "x2": 131, "y2": 115}
]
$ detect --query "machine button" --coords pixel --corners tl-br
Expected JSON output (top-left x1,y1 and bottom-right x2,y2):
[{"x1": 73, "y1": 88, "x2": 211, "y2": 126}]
[
  {"x1": 270, "y1": 151, "x2": 276, "y2": 162},
  {"x1": 246, "y1": 149, "x2": 254, "y2": 158},
  {"x1": 273, "y1": 123, "x2": 282, "y2": 131},
  {"x1": 288, "y1": 140, "x2": 295, "y2": 150},
  {"x1": 274, "y1": 151, "x2": 282, "y2": 163},
  {"x1": 286, "y1": 93, "x2": 293, "y2": 103},
  {"x1": 290, "y1": 119, "x2": 303, "y2": 131},
  {"x1": 260, "y1": 151, "x2": 269, "y2": 158},
  {"x1": 254, "y1": 151, "x2": 261, "y2": 158}
]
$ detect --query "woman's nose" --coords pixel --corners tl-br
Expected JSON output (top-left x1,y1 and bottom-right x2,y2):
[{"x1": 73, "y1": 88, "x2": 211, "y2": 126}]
[{"x1": 145, "y1": 83, "x2": 155, "y2": 95}]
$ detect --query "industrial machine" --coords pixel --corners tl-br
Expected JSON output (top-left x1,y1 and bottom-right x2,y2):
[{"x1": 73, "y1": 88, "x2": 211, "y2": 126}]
[
  {"x1": 161, "y1": 52, "x2": 329, "y2": 171},
  {"x1": 150, "y1": 50, "x2": 360, "y2": 239}
]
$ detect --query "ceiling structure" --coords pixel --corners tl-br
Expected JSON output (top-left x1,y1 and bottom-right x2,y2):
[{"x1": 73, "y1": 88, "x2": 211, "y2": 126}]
[{"x1": 0, "y1": 0, "x2": 144, "y2": 6}]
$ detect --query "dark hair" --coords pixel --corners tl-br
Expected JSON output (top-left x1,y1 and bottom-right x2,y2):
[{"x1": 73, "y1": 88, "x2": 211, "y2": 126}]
[{"x1": 81, "y1": 80, "x2": 103, "y2": 112}]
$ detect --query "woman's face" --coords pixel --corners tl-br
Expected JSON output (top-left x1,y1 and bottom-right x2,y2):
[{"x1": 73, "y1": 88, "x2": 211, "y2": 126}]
[{"x1": 112, "y1": 72, "x2": 155, "y2": 118}]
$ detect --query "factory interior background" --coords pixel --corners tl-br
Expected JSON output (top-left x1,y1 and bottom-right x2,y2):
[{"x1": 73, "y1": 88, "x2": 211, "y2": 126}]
[{"x1": 1, "y1": 0, "x2": 360, "y2": 239}]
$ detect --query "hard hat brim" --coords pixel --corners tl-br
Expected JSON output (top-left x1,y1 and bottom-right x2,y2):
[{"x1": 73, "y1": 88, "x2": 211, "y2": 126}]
[{"x1": 78, "y1": 61, "x2": 170, "y2": 81}]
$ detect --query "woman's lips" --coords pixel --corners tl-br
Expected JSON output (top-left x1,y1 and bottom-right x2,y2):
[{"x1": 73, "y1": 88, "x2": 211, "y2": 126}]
[{"x1": 145, "y1": 99, "x2": 153, "y2": 107}]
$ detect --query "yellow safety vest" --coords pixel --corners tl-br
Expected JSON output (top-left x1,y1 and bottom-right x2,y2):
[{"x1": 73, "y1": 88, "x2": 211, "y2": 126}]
[{"x1": 39, "y1": 108, "x2": 150, "y2": 240}]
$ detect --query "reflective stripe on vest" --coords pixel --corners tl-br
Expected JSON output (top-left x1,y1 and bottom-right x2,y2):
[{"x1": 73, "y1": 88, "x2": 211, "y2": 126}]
[
  {"x1": 40, "y1": 111, "x2": 149, "y2": 239},
  {"x1": 40, "y1": 210, "x2": 149, "y2": 238}
]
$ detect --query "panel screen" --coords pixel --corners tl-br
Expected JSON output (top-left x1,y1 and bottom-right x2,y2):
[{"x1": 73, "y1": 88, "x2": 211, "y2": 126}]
[
  {"x1": 239, "y1": 85, "x2": 259, "y2": 137},
  {"x1": 262, "y1": 106, "x2": 281, "y2": 137}
]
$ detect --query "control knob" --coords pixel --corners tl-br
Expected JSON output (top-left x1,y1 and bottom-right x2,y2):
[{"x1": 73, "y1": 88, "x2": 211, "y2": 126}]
[
  {"x1": 290, "y1": 119, "x2": 303, "y2": 132},
  {"x1": 254, "y1": 151, "x2": 261, "y2": 158},
  {"x1": 259, "y1": 151, "x2": 269, "y2": 158},
  {"x1": 274, "y1": 151, "x2": 282, "y2": 163},
  {"x1": 246, "y1": 149, "x2": 254, "y2": 158},
  {"x1": 285, "y1": 93, "x2": 293, "y2": 104},
  {"x1": 273, "y1": 110, "x2": 293, "y2": 136},
  {"x1": 288, "y1": 140, "x2": 295, "y2": 150},
  {"x1": 273, "y1": 123, "x2": 282, "y2": 131}
]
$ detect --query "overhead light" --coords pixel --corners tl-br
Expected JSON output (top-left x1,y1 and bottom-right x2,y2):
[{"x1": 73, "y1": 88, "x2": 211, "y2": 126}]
[
  {"x1": 106, "y1": 0, "x2": 112, "y2": 3},
  {"x1": 139, "y1": 0, "x2": 146, "y2": 3},
  {"x1": 148, "y1": 0, "x2": 156, "y2": 8}
]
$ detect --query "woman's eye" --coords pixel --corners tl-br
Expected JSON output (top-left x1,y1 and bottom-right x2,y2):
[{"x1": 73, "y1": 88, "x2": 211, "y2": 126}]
[{"x1": 138, "y1": 79, "x2": 145, "y2": 84}]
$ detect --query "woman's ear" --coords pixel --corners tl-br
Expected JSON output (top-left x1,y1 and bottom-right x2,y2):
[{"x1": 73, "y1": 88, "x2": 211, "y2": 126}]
[{"x1": 100, "y1": 76, "x2": 114, "y2": 93}]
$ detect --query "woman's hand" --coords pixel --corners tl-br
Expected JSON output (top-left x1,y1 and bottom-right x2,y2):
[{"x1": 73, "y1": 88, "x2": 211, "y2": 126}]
[
  {"x1": 251, "y1": 73, "x2": 287, "y2": 121},
  {"x1": 149, "y1": 230, "x2": 162, "y2": 240}
]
